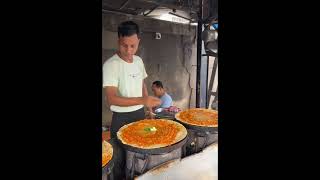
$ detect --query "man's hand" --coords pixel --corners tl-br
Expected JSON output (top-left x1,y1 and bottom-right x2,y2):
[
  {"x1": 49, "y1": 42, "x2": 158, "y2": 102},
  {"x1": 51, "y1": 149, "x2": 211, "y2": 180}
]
[
  {"x1": 149, "y1": 112, "x2": 156, "y2": 119},
  {"x1": 146, "y1": 110, "x2": 156, "y2": 119},
  {"x1": 146, "y1": 107, "x2": 155, "y2": 119},
  {"x1": 143, "y1": 96, "x2": 161, "y2": 108}
]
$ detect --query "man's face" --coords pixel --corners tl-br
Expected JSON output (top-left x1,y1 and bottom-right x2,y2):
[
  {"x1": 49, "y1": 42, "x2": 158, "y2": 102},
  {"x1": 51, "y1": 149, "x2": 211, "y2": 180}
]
[
  {"x1": 118, "y1": 34, "x2": 140, "y2": 61},
  {"x1": 152, "y1": 84, "x2": 162, "y2": 97}
]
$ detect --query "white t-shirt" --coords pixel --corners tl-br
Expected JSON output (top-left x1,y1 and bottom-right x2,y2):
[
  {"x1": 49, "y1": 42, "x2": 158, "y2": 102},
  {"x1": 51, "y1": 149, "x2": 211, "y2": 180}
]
[{"x1": 103, "y1": 54, "x2": 148, "y2": 112}]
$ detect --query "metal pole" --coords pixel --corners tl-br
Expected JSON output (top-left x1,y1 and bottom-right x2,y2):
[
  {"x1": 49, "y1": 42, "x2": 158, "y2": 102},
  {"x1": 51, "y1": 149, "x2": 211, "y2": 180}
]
[
  {"x1": 205, "y1": 55, "x2": 209, "y2": 108},
  {"x1": 196, "y1": 0, "x2": 203, "y2": 108}
]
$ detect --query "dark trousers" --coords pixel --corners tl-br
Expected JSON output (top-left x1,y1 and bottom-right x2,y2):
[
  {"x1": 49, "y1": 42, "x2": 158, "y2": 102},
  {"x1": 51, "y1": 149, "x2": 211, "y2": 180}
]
[{"x1": 110, "y1": 107, "x2": 145, "y2": 180}]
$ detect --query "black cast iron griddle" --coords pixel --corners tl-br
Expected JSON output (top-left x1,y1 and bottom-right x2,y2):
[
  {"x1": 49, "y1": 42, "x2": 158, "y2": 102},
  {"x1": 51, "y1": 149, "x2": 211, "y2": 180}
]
[
  {"x1": 154, "y1": 108, "x2": 177, "y2": 120},
  {"x1": 102, "y1": 156, "x2": 114, "y2": 174},
  {"x1": 155, "y1": 111, "x2": 176, "y2": 120},
  {"x1": 173, "y1": 117, "x2": 218, "y2": 134},
  {"x1": 117, "y1": 135, "x2": 188, "y2": 155},
  {"x1": 102, "y1": 141, "x2": 114, "y2": 172}
]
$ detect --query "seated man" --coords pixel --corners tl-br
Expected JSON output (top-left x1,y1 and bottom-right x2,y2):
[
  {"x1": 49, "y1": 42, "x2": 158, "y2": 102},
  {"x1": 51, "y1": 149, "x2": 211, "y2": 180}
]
[{"x1": 151, "y1": 81, "x2": 173, "y2": 108}]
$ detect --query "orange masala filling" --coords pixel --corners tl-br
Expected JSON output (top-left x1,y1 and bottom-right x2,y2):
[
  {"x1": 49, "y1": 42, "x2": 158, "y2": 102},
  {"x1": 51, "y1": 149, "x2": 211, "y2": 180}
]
[
  {"x1": 179, "y1": 109, "x2": 218, "y2": 126},
  {"x1": 102, "y1": 141, "x2": 112, "y2": 167},
  {"x1": 120, "y1": 119, "x2": 180, "y2": 147}
]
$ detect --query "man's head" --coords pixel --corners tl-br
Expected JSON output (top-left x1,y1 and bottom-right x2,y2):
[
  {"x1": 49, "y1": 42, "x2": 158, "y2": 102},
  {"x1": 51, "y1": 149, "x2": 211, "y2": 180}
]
[
  {"x1": 152, "y1": 81, "x2": 165, "y2": 97},
  {"x1": 117, "y1": 21, "x2": 140, "y2": 61}
]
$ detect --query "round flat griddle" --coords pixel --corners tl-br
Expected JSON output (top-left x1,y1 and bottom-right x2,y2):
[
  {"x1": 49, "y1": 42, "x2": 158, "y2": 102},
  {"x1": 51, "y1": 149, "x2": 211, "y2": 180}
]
[
  {"x1": 117, "y1": 135, "x2": 188, "y2": 155},
  {"x1": 174, "y1": 109, "x2": 218, "y2": 133},
  {"x1": 117, "y1": 119, "x2": 188, "y2": 154},
  {"x1": 102, "y1": 141, "x2": 114, "y2": 170},
  {"x1": 154, "y1": 108, "x2": 177, "y2": 120},
  {"x1": 155, "y1": 112, "x2": 176, "y2": 120},
  {"x1": 174, "y1": 118, "x2": 218, "y2": 133},
  {"x1": 102, "y1": 155, "x2": 113, "y2": 173}
]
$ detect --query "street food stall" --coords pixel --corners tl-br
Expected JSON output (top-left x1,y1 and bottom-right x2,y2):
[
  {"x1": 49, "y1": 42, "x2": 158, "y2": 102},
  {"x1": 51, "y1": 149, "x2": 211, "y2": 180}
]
[
  {"x1": 103, "y1": 109, "x2": 217, "y2": 180},
  {"x1": 102, "y1": 0, "x2": 218, "y2": 179}
]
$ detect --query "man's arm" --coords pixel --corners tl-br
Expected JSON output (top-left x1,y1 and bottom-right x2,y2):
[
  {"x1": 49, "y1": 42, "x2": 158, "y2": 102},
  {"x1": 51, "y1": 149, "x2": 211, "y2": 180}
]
[
  {"x1": 105, "y1": 86, "x2": 144, "y2": 106},
  {"x1": 142, "y1": 80, "x2": 153, "y2": 112},
  {"x1": 105, "y1": 86, "x2": 161, "y2": 107}
]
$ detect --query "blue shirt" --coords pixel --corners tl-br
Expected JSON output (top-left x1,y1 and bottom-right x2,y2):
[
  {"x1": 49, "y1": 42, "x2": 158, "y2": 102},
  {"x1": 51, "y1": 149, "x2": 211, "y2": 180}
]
[{"x1": 159, "y1": 93, "x2": 173, "y2": 108}]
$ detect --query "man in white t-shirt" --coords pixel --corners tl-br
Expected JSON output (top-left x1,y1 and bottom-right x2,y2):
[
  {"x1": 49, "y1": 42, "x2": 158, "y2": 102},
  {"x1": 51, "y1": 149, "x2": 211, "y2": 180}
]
[
  {"x1": 103, "y1": 21, "x2": 161, "y2": 138},
  {"x1": 103, "y1": 21, "x2": 161, "y2": 179}
]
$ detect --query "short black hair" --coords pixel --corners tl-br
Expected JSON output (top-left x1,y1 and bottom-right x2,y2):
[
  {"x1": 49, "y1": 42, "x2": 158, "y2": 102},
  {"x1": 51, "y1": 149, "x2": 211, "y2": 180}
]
[
  {"x1": 118, "y1": 21, "x2": 140, "y2": 38},
  {"x1": 152, "y1": 81, "x2": 163, "y2": 88}
]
